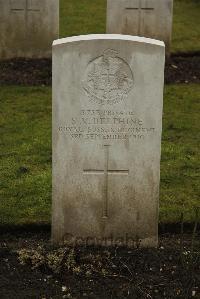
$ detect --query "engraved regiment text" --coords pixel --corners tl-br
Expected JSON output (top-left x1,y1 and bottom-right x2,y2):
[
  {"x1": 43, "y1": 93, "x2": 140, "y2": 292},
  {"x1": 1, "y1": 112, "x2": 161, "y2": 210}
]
[{"x1": 59, "y1": 109, "x2": 155, "y2": 141}]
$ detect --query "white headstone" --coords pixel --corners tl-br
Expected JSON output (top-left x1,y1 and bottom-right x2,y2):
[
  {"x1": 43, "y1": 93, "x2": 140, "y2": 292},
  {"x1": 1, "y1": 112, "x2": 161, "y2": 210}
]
[
  {"x1": 0, "y1": 0, "x2": 59, "y2": 59},
  {"x1": 52, "y1": 34, "x2": 165, "y2": 247},
  {"x1": 107, "y1": 0, "x2": 173, "y2": 54}
]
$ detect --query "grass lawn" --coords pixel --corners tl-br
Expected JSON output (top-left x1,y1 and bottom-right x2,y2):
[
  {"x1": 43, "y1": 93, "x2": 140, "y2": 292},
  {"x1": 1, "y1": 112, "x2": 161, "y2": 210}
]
[
  {"x1": 0, "y1": 0, "x2": 199, "y2": 227},
  {"x1": 60, "y1": 0, "x2": 200, "y2": 54},
  {"x1": 161, "y1": 84, "x2": 200, "y2": 222},
  {"x1": 0, "y1": 87, "x2": 52, "y2": 225},
  {"x1": 0, "y1": 85, "x2": 199, "y2": 225}
]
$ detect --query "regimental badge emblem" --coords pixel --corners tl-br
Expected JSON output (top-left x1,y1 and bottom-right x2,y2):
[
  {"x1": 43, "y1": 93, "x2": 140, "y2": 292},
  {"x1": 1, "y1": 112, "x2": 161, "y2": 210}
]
[{"x1": 82, "y1": 49, "x2": 134, "y2": 105}]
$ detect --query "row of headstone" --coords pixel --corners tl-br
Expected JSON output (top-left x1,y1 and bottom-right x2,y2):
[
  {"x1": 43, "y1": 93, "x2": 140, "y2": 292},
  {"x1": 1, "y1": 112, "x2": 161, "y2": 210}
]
[
  {"x1": 0, "y1": 0, "x2": 173, "y2": 59},
  {"x1": 1, "y1": 1, "x2": 167, "y2": 247}
]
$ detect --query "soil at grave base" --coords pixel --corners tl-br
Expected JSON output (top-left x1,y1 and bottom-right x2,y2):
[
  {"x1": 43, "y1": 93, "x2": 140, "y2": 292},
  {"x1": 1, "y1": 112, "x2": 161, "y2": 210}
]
[
  {"x1": 0, "y1": 232, "x2": 200, "y2": 299},
  {"x1": 0, "y1": 53, "x2": 199, "y2": 86}
]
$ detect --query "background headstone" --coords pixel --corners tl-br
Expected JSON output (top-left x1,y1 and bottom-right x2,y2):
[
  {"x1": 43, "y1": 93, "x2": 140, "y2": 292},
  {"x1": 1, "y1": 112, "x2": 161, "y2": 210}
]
[
  {"x1": 0, "y1": 0, "x2": 59, "y2": 59},
  {"x1": 52, "y1": 34, "x2": 165, "y2": 247},
  {"x1": 107, "y1": 0, "x2": 173, "y2": 55}
]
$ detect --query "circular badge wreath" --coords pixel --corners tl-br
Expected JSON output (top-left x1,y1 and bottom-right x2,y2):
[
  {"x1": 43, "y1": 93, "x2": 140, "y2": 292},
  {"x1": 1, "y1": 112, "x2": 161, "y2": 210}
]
[{"x1": 82, "y1": 49, "x2": 134, "y2": 105}]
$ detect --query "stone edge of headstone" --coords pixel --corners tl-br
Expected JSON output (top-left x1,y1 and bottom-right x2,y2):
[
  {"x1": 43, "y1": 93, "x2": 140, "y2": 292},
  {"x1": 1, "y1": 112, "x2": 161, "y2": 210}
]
[{"x1": 52, "y1": 34, "x2": 165, "y2": 48}]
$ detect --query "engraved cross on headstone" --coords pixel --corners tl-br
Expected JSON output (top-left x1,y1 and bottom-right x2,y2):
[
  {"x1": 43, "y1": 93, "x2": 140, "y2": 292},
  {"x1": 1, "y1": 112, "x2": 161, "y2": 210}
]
[
  {"x1": 10, "y1": 0, "x2": 40, "y2": 15},
  {"x1": 10, "y1": 0, "x2": 40, "y2": 38},
  {"x1": 94, "y1": 60, "x2": 121, "y2": 97},
  {"x1": 125, "y1": 0, "x2": 155, "y2": 35},
  {"x1": 83, "y1": 145, "x2": 129, "y2": 219}
]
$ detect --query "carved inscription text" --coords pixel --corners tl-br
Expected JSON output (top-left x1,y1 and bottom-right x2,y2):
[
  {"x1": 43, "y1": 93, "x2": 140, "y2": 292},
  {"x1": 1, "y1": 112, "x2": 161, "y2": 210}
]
[{"x1": 59, "y1": 109, "x2": 156, "y2": 141}]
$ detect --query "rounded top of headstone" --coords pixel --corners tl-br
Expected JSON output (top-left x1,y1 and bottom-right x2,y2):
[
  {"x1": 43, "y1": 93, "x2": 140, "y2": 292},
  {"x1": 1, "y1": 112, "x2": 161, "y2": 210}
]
[{"x1": 53, "y1": 34, "x2": 165, "y2": 48}]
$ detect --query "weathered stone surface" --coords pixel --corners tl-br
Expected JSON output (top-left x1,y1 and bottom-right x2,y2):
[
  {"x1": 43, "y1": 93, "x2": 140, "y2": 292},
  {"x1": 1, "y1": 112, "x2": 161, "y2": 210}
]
[
  {"x1": 0, "y1": 0, "x2": 59, "y2": 59},
  {"x1": 107, "y1": 0, "x2": 173, "y2": 54},
  {"x1": 52, "y1": 34, "x2": 165, "y2": 247}
]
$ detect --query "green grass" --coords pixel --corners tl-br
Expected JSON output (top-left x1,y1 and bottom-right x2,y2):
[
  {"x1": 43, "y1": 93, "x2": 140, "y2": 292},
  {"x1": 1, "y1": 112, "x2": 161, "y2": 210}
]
[
  {"x1": 161, "y1": 84, "x2": 200, "y2": 222},
  {"x1": 60, "y1": 0, "x2": 200, "y2": 53},
  {"x1": 0, "y1": 85, "x2": 199, "y2": 225},
  {"x1": 0, "y1": 87, "x2": 52, "y2": 225},
  {"x1": 172, "y1": 0, "x2": 200, "y2": 53},
  {"x1": 60, "y1": 0, "x2": 106, "y2": 37}
]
